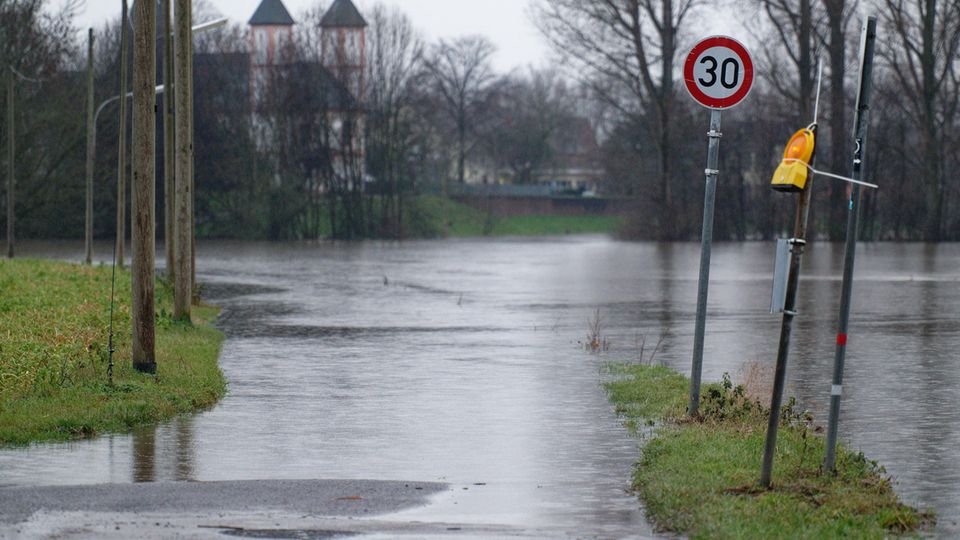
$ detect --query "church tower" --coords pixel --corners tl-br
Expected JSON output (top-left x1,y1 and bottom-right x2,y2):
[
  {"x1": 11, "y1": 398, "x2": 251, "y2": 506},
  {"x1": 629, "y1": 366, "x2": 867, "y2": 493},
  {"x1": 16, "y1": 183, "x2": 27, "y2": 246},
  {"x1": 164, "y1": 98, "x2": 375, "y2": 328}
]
[
  {"x1": 249, "y1": 0, "x2": 295, "y2": 103},
  {"x1": 320, "y1": 0, "x2": 367, "y2": 101}
]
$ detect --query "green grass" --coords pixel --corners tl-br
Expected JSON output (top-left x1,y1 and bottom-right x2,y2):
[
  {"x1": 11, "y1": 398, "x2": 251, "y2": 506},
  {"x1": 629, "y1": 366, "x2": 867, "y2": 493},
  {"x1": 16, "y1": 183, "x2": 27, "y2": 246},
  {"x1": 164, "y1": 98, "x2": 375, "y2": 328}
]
[
  {"x1": 405, "y1": 195, "x2": 623, "y2": 238},
  {"x1": 0, "y1": 259, "x2": 226, "y2": 445},
  {"x1": 490, "y1": 214, "x2": 624, "y2": 236},
  {"x1": 605, "y1": 364, "x2": 933, "y2": 539}
]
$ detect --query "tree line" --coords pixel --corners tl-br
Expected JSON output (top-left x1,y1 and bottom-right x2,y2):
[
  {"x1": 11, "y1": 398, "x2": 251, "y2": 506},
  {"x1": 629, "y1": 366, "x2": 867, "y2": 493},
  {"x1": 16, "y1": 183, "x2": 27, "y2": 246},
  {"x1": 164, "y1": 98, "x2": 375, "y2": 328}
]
[
  {"x1": 1, "y1": 0, "x2": 958, "y2": 243},
  {"x1": 536, "y1": 0, "x2": 960, "y2": 241}
]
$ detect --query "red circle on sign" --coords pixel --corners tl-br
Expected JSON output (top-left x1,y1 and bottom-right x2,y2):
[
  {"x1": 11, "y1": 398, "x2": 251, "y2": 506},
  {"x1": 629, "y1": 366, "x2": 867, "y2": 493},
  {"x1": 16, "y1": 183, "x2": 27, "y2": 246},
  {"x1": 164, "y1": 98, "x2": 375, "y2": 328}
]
[{"x1": 684, "y1": 36, "x2": 754, "y2": 110}]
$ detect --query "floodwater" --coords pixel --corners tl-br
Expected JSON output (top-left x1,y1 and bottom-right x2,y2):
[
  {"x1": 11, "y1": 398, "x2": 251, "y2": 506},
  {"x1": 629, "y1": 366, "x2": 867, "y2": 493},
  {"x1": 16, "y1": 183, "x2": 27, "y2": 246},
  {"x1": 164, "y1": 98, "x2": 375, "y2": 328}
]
[{"x1": 2, "y1": 238, "x2": 959, "y2": 536}]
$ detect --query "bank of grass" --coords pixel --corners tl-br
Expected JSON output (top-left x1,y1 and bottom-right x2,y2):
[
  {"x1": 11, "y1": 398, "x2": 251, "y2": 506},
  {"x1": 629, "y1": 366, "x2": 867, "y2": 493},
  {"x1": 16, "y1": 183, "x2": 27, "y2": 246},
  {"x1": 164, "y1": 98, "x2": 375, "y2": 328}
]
[
  {"x1": 0, "y1": 259, "x2": 225, "y2": 445},
  {"x1": 604, "y1": 364, "x2": 932, "y2": 539},
  {"x1": 406, "y1": 195, "x2": 623, "y2": 237}
]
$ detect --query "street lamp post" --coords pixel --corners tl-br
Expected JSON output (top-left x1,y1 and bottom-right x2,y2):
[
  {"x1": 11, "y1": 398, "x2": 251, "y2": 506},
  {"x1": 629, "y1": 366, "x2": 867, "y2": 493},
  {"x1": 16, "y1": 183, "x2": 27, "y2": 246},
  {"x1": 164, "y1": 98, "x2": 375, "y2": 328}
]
[
  {"x1": 88, "y1": 82, "x2": 166, "y2": 267},
  {"x1": 85, "y1": 29, "x2": 95, "y2": 265}
]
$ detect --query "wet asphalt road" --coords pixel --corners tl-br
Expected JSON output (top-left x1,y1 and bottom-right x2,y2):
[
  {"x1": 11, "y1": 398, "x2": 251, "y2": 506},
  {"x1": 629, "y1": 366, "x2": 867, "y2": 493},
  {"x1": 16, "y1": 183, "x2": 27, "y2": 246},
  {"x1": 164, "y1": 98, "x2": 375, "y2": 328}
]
[{"x1": 0, "y1": 480, "x2": 536, "y2": 538}]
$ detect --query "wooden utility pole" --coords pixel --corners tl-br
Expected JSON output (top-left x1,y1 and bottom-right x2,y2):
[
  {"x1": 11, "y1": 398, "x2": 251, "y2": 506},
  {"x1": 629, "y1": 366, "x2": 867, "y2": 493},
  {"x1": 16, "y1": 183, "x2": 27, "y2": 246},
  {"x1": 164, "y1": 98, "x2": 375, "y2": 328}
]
[
  {"x1": 85, "y1": 29, "x2": 95, "y2": 265},
  {"x1": 132, "y1": 0, "x2": 157, "y2": 373},
  {"x1": 173, "y1": 0, "x2": 192, "y2": 320},
  {"x1": 164, "y1": 0, "x2": 176, "y2": 280},
  {"x1": 6, "y1": 70, "x2": 14, "y2": 259},
  {"x1": 188, "y1": 0, "x2": 197, "y2": 302},
  {"x1": 117, "y1": 0, "x2": 129, "y2": 267}
]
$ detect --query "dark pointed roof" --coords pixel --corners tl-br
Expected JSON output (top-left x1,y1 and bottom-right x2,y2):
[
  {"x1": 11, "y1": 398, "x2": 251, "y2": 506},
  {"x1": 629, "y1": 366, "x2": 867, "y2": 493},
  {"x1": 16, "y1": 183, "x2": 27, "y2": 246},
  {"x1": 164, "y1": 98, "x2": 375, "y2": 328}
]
[
  {"x1": 249, "y1": 0, "x2": 295, "y2": 26},
  {"x1": 320, "y1": 0, "x2": 367, "y2": 28}
]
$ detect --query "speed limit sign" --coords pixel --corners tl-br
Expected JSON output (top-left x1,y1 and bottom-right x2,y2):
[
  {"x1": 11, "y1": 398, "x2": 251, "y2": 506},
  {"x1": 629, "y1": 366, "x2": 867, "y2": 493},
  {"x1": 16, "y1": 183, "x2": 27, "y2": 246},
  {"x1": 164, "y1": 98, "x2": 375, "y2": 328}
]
[
  {"x1": 684, "y1": 36, "x2": 754, "y2": 109},
  {"x1": 685, "y1": 35, "x2": 754, "y2": 416}
]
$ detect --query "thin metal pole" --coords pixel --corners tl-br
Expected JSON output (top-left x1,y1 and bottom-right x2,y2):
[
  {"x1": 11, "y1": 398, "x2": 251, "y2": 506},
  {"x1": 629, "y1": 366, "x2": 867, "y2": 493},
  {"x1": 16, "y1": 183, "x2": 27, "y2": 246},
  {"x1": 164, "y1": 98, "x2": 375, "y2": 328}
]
[
  {"x1": 117, "y1": 0, "x2": 129, "y2": 268},
  {"x1": 824, "y1": 16, "x2": 877, "y2": 473},
  {"x1": 689, "y1": 109, "x2": 722, "y2": 417},
  {"x1": 6, "y1": 70, "x2": 13, "y2": 259},
  {"x1": 85, "y1": 29, "x2": 96, "y2": 265},
  {"x1": 760, "y1": 141, "x2": 817, "y2": 489},
  {"x1": 132, "y1": 0, "x2": 157, "y2": 373}
]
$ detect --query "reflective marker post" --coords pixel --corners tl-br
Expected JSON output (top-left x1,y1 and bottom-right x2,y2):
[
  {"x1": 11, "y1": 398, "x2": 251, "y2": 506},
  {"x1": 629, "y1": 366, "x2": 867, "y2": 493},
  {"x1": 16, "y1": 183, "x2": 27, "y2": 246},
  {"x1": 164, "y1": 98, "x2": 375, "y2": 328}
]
[
  {"x1": 824, "y1": 16, "x2": 877, "y2": 473},
  {"x1": 682, "y1": 36, "x2": 754, "y2": 416}
]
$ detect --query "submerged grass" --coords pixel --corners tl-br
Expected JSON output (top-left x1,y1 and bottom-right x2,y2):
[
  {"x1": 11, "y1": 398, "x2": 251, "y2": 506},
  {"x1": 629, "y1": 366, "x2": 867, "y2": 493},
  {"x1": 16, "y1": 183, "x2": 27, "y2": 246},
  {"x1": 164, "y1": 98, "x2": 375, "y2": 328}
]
[
  {"x1": 605, "y1": 364, "x2": 932, "y2": 539},
  {"x1": 0, "y1": 259, "x2": 225, "y2": 445}
]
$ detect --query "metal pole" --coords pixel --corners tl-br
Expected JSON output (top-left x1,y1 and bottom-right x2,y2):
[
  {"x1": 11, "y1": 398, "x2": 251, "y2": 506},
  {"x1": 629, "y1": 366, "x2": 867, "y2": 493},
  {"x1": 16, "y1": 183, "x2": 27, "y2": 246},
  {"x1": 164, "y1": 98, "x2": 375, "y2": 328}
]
[
  {"x1": 6, "y1": 70, "x2": 13, "y2": 259},
  {"x1": 689, "y1": 109, "x2": 722, "y2": 417},
  {"x1": 760, "y1": 140, "x2": 817, "y2": 489},
  {"x1": 173, "y1": 0, "x2": 192, "y2": 320},
  {"x1": 85, "y1": 29, "x2": 96, "y2": 265},
  {"x1": 824, "y1": 16, "x2": 877, "y2": 473},
  {"x1": 164, "y1": 0, "x2": 175, "y2": 280},
  {"x1": 132, "y1": 0, "x2": 157, "y2": 373},
  {"x1": 117, "y1": 0, "x2": 129, "y2": 268}
]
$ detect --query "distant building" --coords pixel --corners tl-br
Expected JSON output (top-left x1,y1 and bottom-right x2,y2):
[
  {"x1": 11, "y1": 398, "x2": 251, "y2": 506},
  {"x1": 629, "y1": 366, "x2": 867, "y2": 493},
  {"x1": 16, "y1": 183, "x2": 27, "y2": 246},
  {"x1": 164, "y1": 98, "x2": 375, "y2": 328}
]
[
  {"x1": 248, "y1": 0, "x2": 295, "y2": 104},
  {"x1": 197, "y1": 0, "x2": 368, "y2": 182},
  {"x1": 534, "y1": 117, "x2": 606, "y2": 196},
  {"x1": 460, "y1": 115, "x2": 607, "y2": 197}
]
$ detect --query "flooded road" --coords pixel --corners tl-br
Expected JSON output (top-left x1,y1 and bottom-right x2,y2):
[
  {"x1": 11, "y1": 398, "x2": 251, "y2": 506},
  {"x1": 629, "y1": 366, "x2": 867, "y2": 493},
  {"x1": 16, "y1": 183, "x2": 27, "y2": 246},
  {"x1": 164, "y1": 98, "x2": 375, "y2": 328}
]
[{"x1": 3, "y1": 238, "x2": 960, "y2": 536}]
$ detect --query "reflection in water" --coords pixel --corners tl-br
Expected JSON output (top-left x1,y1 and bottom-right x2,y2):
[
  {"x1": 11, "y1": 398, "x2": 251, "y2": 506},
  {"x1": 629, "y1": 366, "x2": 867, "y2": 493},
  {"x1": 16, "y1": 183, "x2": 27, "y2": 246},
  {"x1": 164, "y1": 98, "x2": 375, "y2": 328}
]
[
  {"x1": 2, "y1": 239, "x2": 959, "y2": 535},
  {"x1": 175, "y1": 417, "x2": 195, "y2": 481},
  {"x1": 130, "y1": 417, "x2": 197, "y2": 484},
  {"x1": 132, "y1": 427, "x2": 155, "y2": 483}
]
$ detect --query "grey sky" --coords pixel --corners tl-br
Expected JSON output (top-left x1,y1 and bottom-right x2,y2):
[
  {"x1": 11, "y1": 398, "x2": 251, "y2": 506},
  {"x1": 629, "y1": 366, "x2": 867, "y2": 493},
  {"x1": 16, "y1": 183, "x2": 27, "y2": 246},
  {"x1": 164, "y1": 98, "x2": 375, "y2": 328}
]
[{"x1": 67, "y1": 0, "x2": 553, "y2": 73}]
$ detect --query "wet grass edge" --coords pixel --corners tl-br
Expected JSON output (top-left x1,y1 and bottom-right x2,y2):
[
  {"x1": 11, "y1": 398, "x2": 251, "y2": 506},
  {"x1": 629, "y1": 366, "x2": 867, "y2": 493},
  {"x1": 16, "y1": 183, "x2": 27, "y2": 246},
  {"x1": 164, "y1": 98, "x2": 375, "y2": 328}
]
[
  {"x1": 0, "y1": 259, "x2": 226, "y2": 446},
  {"x1": 603, "y1": 363, "x2": 935, "y2": 539}
]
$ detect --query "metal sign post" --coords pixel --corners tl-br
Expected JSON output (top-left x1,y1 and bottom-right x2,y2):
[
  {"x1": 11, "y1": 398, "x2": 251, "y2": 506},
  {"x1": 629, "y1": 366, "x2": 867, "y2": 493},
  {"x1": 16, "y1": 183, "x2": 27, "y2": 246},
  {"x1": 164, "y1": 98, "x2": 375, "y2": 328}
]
[
  {"x1": 824, "y1": 16, "x2": 878, "y2": 473},
  {"x1": 759, "y1": 58, "x2": 824, "y2": 489},
  {"x1": 683, "y1": 36, "x2": 754, "y2": 416}
]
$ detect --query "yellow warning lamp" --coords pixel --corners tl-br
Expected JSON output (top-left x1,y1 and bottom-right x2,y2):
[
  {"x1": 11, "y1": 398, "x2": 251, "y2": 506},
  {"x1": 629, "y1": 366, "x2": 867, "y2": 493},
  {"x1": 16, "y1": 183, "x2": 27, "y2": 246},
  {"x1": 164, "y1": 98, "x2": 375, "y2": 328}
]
[{"x1": 771, "y1": 128, "x2": 816, "y2": 192}]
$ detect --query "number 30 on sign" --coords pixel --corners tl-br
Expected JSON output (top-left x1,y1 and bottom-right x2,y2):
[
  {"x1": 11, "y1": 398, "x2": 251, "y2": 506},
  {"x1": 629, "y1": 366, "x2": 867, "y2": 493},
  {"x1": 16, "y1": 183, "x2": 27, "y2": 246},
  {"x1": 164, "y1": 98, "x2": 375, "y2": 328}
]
[{"x1": 684, "y1": 36, "x2": 754, "y2": 110}]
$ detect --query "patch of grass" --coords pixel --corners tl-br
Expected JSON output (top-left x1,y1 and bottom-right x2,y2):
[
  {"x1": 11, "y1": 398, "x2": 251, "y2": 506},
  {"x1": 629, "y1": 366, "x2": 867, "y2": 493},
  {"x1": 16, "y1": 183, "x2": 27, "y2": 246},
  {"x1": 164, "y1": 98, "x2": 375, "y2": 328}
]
[
  {"x1": 605, "y1": 365, "x2": 933, "y2": 539},
  {"x1": 491, "y1": 214, "x2": 623, "y2": 236},
  {"x1": 405, "y1": 195, "x2": 490, "y2": 237},
  {"x1": 0, "y1": 259, "x2": 225, "y2": 445},
  {"x1": 405, "y1": 195, "x2": 622, "y2": 238}
]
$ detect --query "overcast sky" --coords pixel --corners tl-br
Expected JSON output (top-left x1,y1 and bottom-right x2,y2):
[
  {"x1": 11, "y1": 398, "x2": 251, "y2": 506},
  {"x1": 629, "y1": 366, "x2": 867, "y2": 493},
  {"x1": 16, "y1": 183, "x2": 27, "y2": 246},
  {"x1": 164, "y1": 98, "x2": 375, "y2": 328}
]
[{"x1": 67, "y1": 0, "x2": 554, "y2": 73}]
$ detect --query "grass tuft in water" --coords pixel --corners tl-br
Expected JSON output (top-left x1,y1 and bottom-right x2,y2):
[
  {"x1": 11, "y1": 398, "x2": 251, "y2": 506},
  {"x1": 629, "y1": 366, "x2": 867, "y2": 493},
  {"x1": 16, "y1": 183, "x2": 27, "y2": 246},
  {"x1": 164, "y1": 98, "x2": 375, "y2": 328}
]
[
  {"x1": 0, "y1": 259, "x2": 225, "y2": 446},
  {"x1": 604, "y1": 364, "x2": 934, "y2": 539}
]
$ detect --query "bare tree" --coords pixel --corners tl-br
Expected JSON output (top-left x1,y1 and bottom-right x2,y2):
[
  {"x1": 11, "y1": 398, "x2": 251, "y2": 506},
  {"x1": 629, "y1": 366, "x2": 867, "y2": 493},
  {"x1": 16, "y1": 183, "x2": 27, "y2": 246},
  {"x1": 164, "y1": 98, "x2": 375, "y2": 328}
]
[
  {"x1": 881, "y1": 0, "x2": 960, "y2": 240},
  {"x1": 480, "y1": 69, "x2": 574, "y2": 184},
  {"x1": 365, "y1": 4, "x2": 423, "y2": 237},
  {"x1": 1, "y1": 0, "x2": 80, "y2": 257},
  {"x1": 752, "y1": 0, "x2": 860, "y2": 238},
  {"x1": 534, "y1": 0, "x2": 700, "y2": 239},
  {"x1": 422, "y1": 35, "x2": 497, "y2": 186},
  {"x1": 753, "y1": 0, "x2": 822, "y2": 124},
  {"x1": 823, "y1": 0, "x2": 858, "y2": 240}
]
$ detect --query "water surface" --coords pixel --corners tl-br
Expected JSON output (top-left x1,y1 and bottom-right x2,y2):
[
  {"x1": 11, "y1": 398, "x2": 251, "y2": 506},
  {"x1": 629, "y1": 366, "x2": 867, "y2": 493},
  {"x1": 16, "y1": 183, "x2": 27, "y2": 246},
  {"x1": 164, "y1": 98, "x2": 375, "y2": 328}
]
[{"x1": 3, "y1": 238, "x2": 959, "y2": 536}]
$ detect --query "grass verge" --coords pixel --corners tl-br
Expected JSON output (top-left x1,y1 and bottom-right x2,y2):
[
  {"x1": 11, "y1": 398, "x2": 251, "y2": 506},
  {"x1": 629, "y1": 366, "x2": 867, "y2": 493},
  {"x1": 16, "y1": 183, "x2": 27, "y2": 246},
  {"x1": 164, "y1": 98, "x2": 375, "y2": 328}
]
[
  {"x1": 604, "y1": 364, "x2": 933, "y2": 539},
  {"x1": 0, "y1": 258, "x2": 225, "y2": 446}
]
